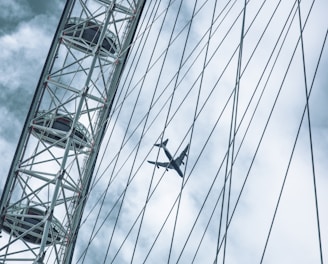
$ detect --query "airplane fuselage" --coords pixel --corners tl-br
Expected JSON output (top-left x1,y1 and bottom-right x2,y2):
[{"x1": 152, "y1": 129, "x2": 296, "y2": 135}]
[{"x1": 162, "y1": 147, "x2": 184, "y2": 177}]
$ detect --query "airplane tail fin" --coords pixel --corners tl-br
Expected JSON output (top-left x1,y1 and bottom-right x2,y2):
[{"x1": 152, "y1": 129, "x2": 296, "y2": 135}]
[{"x1": 154, "y1": 138, "x2": 168, "y2": 148}]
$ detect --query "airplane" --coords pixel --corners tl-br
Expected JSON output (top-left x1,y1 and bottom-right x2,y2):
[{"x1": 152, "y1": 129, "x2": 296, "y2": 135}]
[{"x1": 148, "y1": 139, "x2": 189, "y2": 177}]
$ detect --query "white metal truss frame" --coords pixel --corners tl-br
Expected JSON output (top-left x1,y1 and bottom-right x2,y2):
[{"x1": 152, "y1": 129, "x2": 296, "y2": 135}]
[{"x1": 0, "y1": 0, "x2": 146, "y2": 263}]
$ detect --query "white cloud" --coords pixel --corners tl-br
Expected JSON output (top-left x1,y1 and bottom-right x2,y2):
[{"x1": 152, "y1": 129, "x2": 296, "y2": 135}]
[{"x1": 0, "y1": 16, "x2": 56, "y2": 90}]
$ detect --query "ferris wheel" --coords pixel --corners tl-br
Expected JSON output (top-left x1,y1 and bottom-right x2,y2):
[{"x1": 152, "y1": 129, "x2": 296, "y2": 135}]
[{"x1": 0, "y1": 0, "x2": 327, "y2": 263}]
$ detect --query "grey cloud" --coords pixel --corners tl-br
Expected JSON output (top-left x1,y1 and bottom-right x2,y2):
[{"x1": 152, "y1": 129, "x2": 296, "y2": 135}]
[{"x1": 0, "y1": 0, "x2": 64, "y2": 36}]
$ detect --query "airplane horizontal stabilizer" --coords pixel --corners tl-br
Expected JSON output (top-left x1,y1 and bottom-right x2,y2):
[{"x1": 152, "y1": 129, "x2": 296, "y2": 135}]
[{"x1": 154, "y1": 138, "x2": 168, "y2": 148}]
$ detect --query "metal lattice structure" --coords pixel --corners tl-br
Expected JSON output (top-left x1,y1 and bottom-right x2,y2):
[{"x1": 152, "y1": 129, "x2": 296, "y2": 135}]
[{"x1": 0, "y1": 0, "x2": 146, "y2": 262}]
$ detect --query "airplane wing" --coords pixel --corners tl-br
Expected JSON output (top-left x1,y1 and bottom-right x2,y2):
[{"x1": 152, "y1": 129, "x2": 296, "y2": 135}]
[
  {"x1": 174, "y1": 144, "x2": 189, "y2": 166},
  {"x1": 147, "y1": 160, "x2": 170, "y2": 168}
]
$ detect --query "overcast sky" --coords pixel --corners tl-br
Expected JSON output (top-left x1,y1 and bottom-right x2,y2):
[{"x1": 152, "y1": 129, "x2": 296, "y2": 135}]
[
  {"x1": 1, "y1": 0, "x2": 328, "y2": 263},
  {"x1": 0, "y1": 0, "x2": 65, "y2": 177}
]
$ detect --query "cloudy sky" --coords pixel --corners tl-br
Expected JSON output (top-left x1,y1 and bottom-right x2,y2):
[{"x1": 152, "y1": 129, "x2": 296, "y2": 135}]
[
  {"x1": 0, "y1": 0, "x2": 65, "y2": 181},
  {"x1": 0, "y1": 0, "x2": 328, "y2": 263}
]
